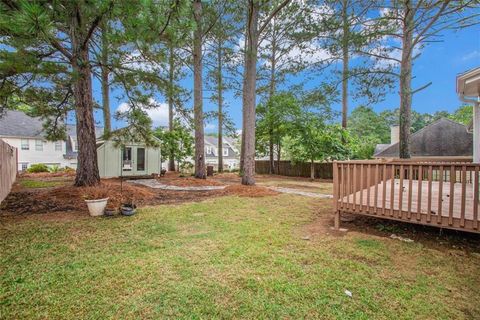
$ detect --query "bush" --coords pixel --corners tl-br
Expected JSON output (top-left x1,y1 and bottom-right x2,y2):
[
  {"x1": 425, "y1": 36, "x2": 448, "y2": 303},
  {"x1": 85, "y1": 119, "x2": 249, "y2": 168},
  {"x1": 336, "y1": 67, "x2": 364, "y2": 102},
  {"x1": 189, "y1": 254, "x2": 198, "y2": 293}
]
[
  {"x1": 27, "y1": 163, "x2": 49, "y2": 173},
  {"x1": 49, "y1": 165, "x2": 61, "y2": 173}
]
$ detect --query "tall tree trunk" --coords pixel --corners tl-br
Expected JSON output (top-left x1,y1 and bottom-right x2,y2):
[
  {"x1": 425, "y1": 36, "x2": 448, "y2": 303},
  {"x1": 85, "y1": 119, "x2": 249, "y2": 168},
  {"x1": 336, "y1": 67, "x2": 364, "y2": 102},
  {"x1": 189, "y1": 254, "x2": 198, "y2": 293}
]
[
  {"x1": 239, "y1": 26, "x2": 248, "y2": 175},
  {"x1": 276, "y1": 142, "x2": 281, "y2": 174},
  {"x1": 101, "y1": 23, "x2": 110, "y2": 136},
  {"x1": 269, "y1": 135, "x2": 274, "y2": 174},
  {"x1": 217, "y1": 40, "x2": 224, "y2": 173},
  {"x1": 241, "y1": 0, "x2": 259, "y2": 185},
  {"x1": 193, "y1": 0, "x2": 206, "y2": 178},
  {"x1": 168, "y1": 44, "x2": 176, "y2": 171},
  {"x1": 399, "y1": 0, "x2": 414, "y2": 159},
  {"x1": 268, "y1": 24, "x2": 277, "y2": 174},
  {"x1": 71, "y1": 22, "x2": 100, "y2": 186},
  {"x1": 341, "y1": 0, "x2": 349, "y2": 131}
]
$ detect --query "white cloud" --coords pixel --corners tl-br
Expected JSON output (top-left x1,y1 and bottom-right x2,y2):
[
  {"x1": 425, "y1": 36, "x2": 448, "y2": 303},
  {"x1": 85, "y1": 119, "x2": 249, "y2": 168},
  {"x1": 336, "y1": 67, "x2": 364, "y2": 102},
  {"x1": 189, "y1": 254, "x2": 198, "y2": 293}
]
[{"x1": 462, "y1": 50, "x2": 480, "y2": 61}]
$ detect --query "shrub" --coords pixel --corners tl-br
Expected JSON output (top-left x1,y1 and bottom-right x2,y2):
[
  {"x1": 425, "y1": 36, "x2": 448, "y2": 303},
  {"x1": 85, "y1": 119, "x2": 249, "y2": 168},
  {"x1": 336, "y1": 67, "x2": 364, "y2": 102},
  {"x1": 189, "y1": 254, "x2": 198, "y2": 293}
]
[
  {"x1": 27, "y1": 163, "x2": 49, "y2": 173},
  {"x1": 49, "y1": 165, "x2": 61, "y2": 173}
]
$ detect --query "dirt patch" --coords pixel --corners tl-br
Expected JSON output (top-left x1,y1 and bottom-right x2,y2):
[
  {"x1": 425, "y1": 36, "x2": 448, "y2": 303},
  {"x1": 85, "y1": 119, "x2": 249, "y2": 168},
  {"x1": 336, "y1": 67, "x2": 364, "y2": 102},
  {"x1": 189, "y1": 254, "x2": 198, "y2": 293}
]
[
  {"x1": 297, "y1": 200, "x2": 480, "y2": 251},
  {"x1": 224, "y1": 185, "x2": 279, "y2": 197}
]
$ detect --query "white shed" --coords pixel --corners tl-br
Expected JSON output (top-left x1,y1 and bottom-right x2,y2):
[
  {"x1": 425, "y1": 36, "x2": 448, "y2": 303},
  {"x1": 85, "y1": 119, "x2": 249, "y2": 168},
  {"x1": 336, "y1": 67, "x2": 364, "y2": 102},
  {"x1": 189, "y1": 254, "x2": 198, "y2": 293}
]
[{"x1": 96, "y1": 139, "x2": 162, "y2": 178}]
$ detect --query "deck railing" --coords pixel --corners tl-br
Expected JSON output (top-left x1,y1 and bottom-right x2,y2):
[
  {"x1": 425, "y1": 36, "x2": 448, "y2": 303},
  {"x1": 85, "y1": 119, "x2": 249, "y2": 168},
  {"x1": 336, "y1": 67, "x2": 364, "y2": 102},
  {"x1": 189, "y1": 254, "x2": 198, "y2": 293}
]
[{"x1": 333, "y1": 159, "x2": 480, "y2": 233}]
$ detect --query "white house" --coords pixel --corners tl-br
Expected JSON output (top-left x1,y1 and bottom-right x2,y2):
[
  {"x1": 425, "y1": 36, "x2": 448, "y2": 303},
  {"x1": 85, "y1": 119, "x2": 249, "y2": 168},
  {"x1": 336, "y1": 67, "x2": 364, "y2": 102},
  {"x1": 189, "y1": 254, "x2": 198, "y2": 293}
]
[
  {"x1": 0, "y1": 110, "x2": 102, "y2": 171},
  {"x1": 204, "y1": 135, "x2": 240, "y2": 170}
]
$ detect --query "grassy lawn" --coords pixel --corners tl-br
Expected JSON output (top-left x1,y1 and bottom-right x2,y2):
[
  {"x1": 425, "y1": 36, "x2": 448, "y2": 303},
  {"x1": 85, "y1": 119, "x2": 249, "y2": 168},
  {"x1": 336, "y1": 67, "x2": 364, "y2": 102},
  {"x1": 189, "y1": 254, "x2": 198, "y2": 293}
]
[
  {"x1": 1, "y1": 195, "x2": 479, "y2": 319},
  {"x1": 19, "y1": 179, "x2": 66, "y2": 189}
]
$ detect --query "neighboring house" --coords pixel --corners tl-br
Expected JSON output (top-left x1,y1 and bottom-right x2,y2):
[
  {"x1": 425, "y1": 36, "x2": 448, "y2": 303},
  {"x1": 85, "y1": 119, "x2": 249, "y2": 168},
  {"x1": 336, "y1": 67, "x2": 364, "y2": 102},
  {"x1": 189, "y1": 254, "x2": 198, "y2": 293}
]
[
  {"x1": 161, "y1": 135, "x2": 241, "y2": 171},
  {"x1": 64, "y1": 124, "x2": 104, "y2": 168},
  {"x1": 204, "y1": 135, "x2": 240, "y2": 170},
  {"x1": 374, "y1": 118, "x2": 473, "y2": 159},
  {"x1": 0, "y1": 110, "x2": 103, "y2": 171},
  {"x1": 97, "y1": 135, "x2": 162, "y2": 178}
]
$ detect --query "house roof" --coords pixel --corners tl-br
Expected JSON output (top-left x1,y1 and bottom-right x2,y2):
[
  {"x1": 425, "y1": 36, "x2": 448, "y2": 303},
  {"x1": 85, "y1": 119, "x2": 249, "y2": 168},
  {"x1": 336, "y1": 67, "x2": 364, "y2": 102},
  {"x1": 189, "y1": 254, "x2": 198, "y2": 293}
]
[
  {"x1": 66, "y1": 124, "x2": 104, "y2": 139},
  {"x1": 204, "y1": 135, "x2": 239, "y2": 153},
  {"x1": 374, "y1": 118, "x2": 473, "y2": 158},
  {"x1": 0, "y1": 110, "x2": 46, "y2": 138},
  {"x1": 457, "y1": 67, "x2": 480, "y2": 97}
]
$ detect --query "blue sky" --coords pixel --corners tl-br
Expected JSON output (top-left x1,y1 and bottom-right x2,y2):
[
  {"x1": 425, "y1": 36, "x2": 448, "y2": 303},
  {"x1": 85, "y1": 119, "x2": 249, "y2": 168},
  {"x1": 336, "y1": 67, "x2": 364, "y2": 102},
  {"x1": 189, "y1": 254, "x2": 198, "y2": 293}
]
[{"x1": 92, "y1": 23, "x2": 480, "y2": 132}]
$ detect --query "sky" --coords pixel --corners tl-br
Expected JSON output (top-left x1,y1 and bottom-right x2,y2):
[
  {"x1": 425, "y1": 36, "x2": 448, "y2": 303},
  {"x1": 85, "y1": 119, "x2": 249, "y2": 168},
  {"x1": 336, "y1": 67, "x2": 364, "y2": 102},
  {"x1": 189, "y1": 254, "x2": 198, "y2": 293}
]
[{"x1": 90, "y1": 21, "x2": 480, "y2": 133}]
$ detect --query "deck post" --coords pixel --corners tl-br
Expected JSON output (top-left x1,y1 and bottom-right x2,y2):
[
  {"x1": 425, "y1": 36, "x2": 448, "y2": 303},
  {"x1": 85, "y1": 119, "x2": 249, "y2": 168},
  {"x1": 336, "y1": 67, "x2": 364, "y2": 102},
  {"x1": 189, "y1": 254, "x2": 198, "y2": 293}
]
[
  {"x1": 334, "y1": 210, "x2": 340, "y2": 230},
  {"x1": 333, "y1": 161, "x2": 340, "y2": 230}
]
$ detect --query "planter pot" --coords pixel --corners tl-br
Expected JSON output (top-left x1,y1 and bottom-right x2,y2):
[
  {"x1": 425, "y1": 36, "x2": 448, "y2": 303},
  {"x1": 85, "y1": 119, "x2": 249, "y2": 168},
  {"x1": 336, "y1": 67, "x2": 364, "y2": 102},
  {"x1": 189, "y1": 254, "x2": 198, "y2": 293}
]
[
  {"x1": 85, "y1": 198, "x2": 109, "y2": 217},
  {"x1": 120, "y1": 204, "x2": 136, "y2": 216},
  {"x1": 104, "y1": 208, "x2": 117, "y2": 217}
]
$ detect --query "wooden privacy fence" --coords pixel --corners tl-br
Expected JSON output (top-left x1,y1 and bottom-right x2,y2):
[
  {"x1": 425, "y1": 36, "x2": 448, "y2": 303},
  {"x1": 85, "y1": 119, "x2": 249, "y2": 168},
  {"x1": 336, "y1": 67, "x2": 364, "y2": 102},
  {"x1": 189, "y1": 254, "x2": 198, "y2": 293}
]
[
  {"x1": 333, "y1": 159, "x2": 480, "y2": 233},
  {"x1": 255, "y1": 160, "x2": 333, "y2": 179},
  {"x1": 0, "y1": 139, "x2": 17, "y2": 203}
]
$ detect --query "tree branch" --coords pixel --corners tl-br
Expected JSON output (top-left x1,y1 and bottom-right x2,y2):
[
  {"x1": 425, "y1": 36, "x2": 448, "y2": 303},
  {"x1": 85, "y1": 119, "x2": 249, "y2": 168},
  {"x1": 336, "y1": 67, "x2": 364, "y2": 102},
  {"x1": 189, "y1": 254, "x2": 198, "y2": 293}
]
[
  {"x1": 258, "y1": 0, "x2": 291, "y2": 35},
  {"x1": 81, "y1": 0, "x2": 114, "y2": 50}
]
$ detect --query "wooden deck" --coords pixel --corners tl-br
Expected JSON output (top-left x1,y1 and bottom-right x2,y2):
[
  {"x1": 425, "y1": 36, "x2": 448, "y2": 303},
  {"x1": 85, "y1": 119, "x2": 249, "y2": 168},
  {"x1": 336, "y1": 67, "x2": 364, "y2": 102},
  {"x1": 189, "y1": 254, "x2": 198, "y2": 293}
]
[{"x1": 333, "y1": 160, "x2": 480, "y2": 233}]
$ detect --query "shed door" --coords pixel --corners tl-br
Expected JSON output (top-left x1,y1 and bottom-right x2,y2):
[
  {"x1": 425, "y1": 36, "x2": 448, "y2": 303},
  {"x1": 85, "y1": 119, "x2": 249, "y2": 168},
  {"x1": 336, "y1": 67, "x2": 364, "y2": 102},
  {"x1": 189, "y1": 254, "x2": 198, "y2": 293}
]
[{"x1": 122, "y1": 147, "x2": 133, "y2": 175}]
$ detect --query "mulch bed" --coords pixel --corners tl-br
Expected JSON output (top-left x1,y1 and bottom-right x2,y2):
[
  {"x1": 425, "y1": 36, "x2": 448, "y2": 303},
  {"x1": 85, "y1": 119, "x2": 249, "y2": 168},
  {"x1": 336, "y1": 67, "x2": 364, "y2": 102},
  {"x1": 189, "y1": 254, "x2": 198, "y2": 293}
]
[
  {"x1": 158, "y1": 176, "x2": 225, "y2": 187},
  {"x1": 1, "y1": 174, "x2": 279, "y2": 216},
  {"x1": 1, "y1": 180, "x2": 156, "y2": 214}
]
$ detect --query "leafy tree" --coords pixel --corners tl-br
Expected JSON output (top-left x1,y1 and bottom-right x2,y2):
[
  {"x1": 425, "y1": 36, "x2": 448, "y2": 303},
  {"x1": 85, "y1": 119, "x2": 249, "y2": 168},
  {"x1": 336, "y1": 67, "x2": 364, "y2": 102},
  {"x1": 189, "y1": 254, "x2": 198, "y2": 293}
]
[
  {"x1": 0, "y1": 0, "x2": 190, "y2": 186},
  {"x1": 370, "y1": 1, "x2": 479, "y2": 158},
  {"x1": 256, "y1": 92, "x2": 301, "y2": 173},
  {"x1": 449, "y1": 105, "x2": 473, "y2": 126},
  {"x1": 204, "y1": 1, "x2": 240, "y2": 173},
  {"x1": 285, "y1": 112, "x2": 350, "y2": 179},
  {"x1": 154, "y1": 120, "x2": 194, "y2": 171},
  {"x1": 241, "y1": 0, "x2": 291, "y2": 185},
  {"x1": 349, "y1": 105, "x2": 390, "y2": 143},
  {"x1": 319, "y1": 0, "x2": 395, "y2": 130}
]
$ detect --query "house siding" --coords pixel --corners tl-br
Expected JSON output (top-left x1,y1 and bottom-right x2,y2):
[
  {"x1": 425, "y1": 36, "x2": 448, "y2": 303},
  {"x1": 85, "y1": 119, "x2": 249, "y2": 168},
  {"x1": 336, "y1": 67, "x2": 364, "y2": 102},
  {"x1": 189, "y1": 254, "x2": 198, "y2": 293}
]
[{"x1": 0, "y1": 136, "x2": 74, "y2": 170}]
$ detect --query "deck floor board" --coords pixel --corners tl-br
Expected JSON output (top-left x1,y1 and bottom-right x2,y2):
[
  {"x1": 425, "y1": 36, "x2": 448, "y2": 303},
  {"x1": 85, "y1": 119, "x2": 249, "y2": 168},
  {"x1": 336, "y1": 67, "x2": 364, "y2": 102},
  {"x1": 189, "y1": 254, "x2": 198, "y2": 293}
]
[{"x1": 342, "y1": 179, "x2": 477, "y2": 220}]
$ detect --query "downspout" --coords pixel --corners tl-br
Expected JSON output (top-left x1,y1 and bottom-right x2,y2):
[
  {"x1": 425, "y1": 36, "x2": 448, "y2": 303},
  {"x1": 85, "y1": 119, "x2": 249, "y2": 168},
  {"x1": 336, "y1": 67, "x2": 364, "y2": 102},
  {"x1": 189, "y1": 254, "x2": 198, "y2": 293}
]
[{"x1": 458, "y1": 95, "x2": 480, "y2": 163}]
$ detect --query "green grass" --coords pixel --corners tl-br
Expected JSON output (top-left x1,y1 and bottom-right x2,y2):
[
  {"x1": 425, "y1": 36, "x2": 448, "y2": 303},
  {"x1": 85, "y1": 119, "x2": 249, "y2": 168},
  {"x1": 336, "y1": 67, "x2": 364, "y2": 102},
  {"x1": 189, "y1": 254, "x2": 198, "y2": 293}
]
[
  {"x1": 1, "y1": 195, "x2": 479, "y2": 319},
  {"x1": 19, "y1": 179, "x2": 64, "y2": 189}
]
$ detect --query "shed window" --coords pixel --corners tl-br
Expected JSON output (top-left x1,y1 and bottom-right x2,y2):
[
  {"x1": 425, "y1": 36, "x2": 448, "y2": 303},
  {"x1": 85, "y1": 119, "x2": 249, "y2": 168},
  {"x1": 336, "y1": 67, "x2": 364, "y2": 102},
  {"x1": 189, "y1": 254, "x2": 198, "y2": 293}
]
[
  {"x1": 21, "y1": 139, "x2": 29, "y2": 150},
  {"x1": 35, "y1": 139, "x2": 43, "y2": 151}
]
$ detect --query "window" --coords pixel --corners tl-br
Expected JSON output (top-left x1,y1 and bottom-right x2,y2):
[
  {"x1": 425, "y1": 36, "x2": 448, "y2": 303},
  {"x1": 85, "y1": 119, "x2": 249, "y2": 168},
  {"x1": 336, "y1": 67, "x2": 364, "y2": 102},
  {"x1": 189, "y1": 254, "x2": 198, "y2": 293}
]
[
  {"x1": 21, "y1": 163, "x2": 28, "y2": 171},
  {"x1": 21, "y1": 139, "x2": 29, "y2": 150},
  {"x1": 206, "y1": 146, "x2": 212, "y2": 155},
  {"x1": 137, "y1": 148, "x2": 145, "y2": 171},
  {"x1": 55, "y1": 141, "x2": 62, "y2": 152},
  {"x1": 223, "y1": 148, "x2": 229, "y2": 156},
  {"x1": 35, "y1": 139, "x2": 43, "y2": 151}
]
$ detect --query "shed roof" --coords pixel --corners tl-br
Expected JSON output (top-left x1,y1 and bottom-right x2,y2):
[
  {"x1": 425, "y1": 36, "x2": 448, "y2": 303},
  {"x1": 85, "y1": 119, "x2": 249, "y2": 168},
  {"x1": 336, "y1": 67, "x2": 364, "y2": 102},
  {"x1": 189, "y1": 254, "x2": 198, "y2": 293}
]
[{"x1": 374, "y1": 118, "x2": 473, "y2": 158}]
